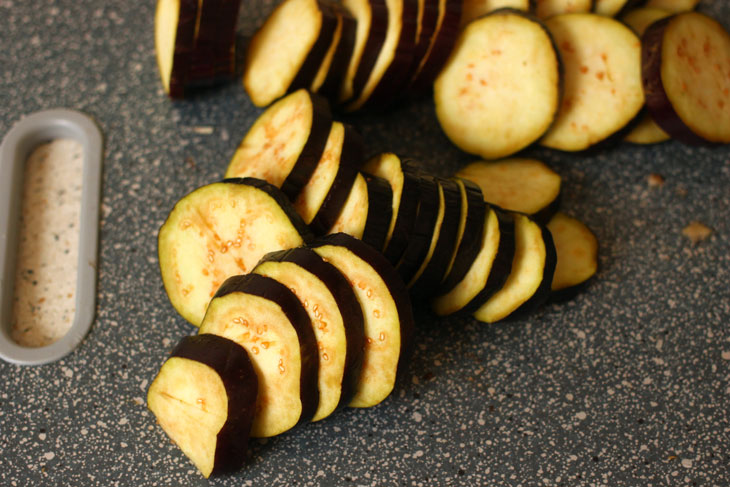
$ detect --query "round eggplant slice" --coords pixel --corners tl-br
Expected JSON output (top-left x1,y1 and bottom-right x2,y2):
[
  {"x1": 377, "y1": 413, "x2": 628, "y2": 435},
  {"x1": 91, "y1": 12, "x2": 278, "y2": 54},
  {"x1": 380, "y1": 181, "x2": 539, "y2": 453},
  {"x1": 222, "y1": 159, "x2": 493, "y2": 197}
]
[
  {"x1": 643, "y1": 0, "x2": 698, "y2": 13},
  {"x1": 408, "y1": 177, "x2": 462, "y2": 296},
  {"x1": 455, "y1": 158, "x2": 561, "y2": 224},
  {"x1": 395, "y1": 171, "x2": 441, "y2": 285},
  {"x1": 461, "y1": 0, "x2": 528, "y2": 26},
  {"x1": 226, "y1": 89, "x2": 332, "y2": 202},
  {"x1": 147, "y1": 334, "x2": 258, "y2": 478},
  {"x1": 439, "y1": 178, "x2": 487, "y2": 294},
  {"x1": 434, "y1": 10, "x2": 562, "y2": 159},
  {"x1": 200, "y1": 274, "x2": 319, "y2": 438},
  {"x1": 340, "y1": 0, "x2": 389, "y2": 102},
  {"x1": 547, "y1": 212, "x2": 598, "y2": 298},
  {"x1": 319, "y1": 6, "x2": 358, "y2": 98},
  {"x1": 327, "y1": 172, "x2": 369, "y2": 239},
  {"x1": 292, "y1": 122, "x2": 364, "y2": 230},
  {"x1": 311, "y1": 5, "x2": 347, "y2": 93},
  {"x1": 540, "y1": 13, "x2": 644, "y2": 151},
  {"x1": 410, "y1": 0, "x2": 462, "y2": 90},
  {"x1": 361, "y1": 173, "x2": 395, "y2": 252},
  {"x1": 432, "y1": 206, "x2": 510, "y2": 316},
  {"x1": 254, "y1": 248, "x2": 365, "y2": 421},
  {"x1": 243, "y1": 0, "x2": 337, "y2": 107},
  {"x1": 642, "y1": 12, "x2": 730, "y2": 145},
  {"x1": 472, "y1": 213, "x2": 554, "y2": 323},
  {"x1": 155, "y1": 0, "x2": 198, "y2": 98},
  {"x1": 311, "y1": 233, "x2": 414, "y2": 408},
  {"x1": 158, "y1": 178, "x2": 312, "y2": 326},
  {"x1": 532, "y1": 0, "x2": 592, "y2": 19}
]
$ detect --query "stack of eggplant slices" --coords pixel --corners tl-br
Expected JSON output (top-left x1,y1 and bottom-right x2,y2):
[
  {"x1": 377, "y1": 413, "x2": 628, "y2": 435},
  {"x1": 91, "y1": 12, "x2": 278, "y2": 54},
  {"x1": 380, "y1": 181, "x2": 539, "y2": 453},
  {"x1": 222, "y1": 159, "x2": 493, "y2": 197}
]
[{"x1": 151, "y1": 0, "x2": 729, "y2": 478}]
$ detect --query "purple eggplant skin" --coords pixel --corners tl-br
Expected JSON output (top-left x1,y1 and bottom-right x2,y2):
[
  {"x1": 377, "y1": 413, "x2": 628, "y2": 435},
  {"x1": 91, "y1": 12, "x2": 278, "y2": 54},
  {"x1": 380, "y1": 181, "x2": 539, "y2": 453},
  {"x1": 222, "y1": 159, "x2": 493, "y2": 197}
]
[
  {"x1": 278, "y1": 92, "x2": 334, "y2": 202},
  {"x1": 382, "y1": 161, "x2": 421, "y2": 265},
  {"x1": 350, "y1": 0, "x2": 390, "y2": 102},
  {"x1": 257, "y1": 247, "x2": 366, "y2": 409},
  {"x1": 409, "y1": 177, "x2": 462, "y2": 297},
  {"x1": 461, "y1": 210, "x2": 516, "y2": 315},
  {"x1": 438, "y1": 178, "x2": 486, "y2": 295},
  {"x1": 409, "y1": 0, "x2": 462, "y2": 91},
  {"x1": 290, "y1": 2, "x2": 341, "y2": 91},
  {"x1": 319, "y1": 7, "x2": 358, "y2": 98},
  {"x1": 167, "y1": 334, "x2": 258, "y2": 476},
  {"x1": 187, "y1": 0, "x2": 243, "y2": 86},
  {"x1": 641, "y1": 16, "x2": 719, "y2": 146},
  {"x1": 221, "y1": 177, "x2": 315, "y2": 242},
  {"x1": 309, "y1": 124, "x2": 365, "y2": 235},
  {"x1": 310, "y1": 232, "x2": 415, "y2": 380},
  {"x1": 361, "y1": 173, "x2": 395, "y2": 252},
  {"x1": 412, "y1": 0, "x2": 441, "y2": 70},
  {"x1": 166, "y1": 0, "x2": 199, "y2": 98},
  {"x1": 396, "y1": 171, "x2": 441, "y2": 285},
  {"x1": 214, "y1": 273, "x2": 320, "y2": 426}
]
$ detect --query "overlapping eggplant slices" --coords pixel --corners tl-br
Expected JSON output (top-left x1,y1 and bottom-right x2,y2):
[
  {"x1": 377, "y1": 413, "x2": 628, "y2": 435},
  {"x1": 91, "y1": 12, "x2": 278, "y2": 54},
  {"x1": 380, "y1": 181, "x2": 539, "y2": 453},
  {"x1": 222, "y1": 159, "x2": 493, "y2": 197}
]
[{"x1": 150, "y1": 0, "x2": 729, "y2": 478}]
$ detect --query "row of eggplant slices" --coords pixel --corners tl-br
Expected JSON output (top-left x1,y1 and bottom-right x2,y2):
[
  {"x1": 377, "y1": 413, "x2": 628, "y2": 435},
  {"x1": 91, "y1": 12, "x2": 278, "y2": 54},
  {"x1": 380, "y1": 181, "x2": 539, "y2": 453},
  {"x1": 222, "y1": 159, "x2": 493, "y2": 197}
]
[{"x1": 150, "y1": 89, "x2": 598, "y2": 477}]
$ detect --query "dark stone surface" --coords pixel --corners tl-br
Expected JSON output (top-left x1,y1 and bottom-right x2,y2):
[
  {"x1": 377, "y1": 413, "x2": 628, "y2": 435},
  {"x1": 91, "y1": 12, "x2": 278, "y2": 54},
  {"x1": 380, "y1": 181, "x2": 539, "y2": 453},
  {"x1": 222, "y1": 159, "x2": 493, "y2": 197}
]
[{"x1": 1, "y1": 1, "x2": 728, "y2": 485}]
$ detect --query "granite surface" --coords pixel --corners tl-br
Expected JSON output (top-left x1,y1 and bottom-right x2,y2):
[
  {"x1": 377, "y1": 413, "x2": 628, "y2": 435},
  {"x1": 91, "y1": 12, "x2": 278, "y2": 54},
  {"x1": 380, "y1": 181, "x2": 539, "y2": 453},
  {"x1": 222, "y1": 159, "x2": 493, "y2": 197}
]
[{"x1": 1, "y1": 1, "x2": 729, "y2": 485}]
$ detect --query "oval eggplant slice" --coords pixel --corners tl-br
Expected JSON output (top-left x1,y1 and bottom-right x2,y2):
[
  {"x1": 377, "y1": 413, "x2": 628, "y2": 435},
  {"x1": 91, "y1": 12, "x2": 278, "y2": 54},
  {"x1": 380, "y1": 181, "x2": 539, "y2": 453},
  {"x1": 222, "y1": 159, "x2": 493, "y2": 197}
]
[
  {"x1": 414, "y1": 0, "x2": 441, "y2": 67},
  {"x1": 311, "y1": 233, "x2": 414, "y2": 408},
  {"x1": 318, "y1": 6, "x2": 359, "y2": 98},
  {"x1": 361, "y1": 173, "x2": 395, "y2": 251},
  {"x1": 472, "y1": 213, "x2": 555, "y2": 323},
  {"x1": 434, "y1": 10, "x2": 562, "y2": 159},
  {"x1": 540, "y1": 13, "x2": 644, "y2": 151},
  {"x1": 147, "y1": 334, "x2": 258, "y2": 478},
  {"x1": 243, "y1": 0, "x2": 337, "y2": 107},
  {"x1": 532, "y1": 0, "x2": 593, "y2": 19},
  {"x1": 158, "y1": 178, "x2": 312, "y2": 326},
  {"x1": 408, "y1": 177, "x2": 462, "y2": 296},
  {"x1": 642, "y1": 12, "x2": 730, "y2": 145},
  {"x1": 327, "y1": 172, "x2": 369, "y2": 238},
  {"x1": 439, "y1": 178, "x2": 487, "y2": 293},
  {"x1": 311, "y1": 5, "x2": 348, "y2": 93},
  {"x1": 461, "y1": 0, "x2": 528, "y2": 26},
  {"x1": 410, "y1": 0, "x2": 462, "y2": 90},
  {"x1": 226, "y1": 89, "x2": 332, "y2": 202},
  {"x1": 547, "y1": 212, "x2": 598, "y2": 299},
  {"x1": 155, "y1": 0, "x2": 198, "y2": 98},
  {"x1": 254, "y1": 248, "x2": 365, "y2": 421},
  {"x1": 455, "y1": 158, "x2": 561, "y2": 224},
  {"x1": 199, "y1": 274, "x2": 319, "y2": 437}
]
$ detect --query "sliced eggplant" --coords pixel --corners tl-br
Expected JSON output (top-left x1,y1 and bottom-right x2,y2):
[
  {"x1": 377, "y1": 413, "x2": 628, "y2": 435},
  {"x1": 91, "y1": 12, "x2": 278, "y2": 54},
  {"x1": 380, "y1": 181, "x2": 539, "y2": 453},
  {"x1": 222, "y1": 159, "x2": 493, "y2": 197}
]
[
  {"x1": 158, "y1": 178, "x2": 312, "y2": 326},
  {"x1": 327, "y1": 172, "x2": 369, "y2": 238},
  {"x1": 461, "y1": 0, "x2": 528, "y2": 26},
  {"x1": 643, "y1": 0, "x2": 698, "y2": 13},
  {"x1": 311, "y1": 5, "x2": 350, "y2": 93},
  {"x1": 432, "y1": 206, "x2": 512, "y2": 315},
  {"x1": 540, "y1": 13, "x2": 644, "y2": 151},
  {"x1": 409, "y1": 0, "x2": 462, "y2": 90},
  {"x1": 532, "y1": 0, "x2": 593, "y2": 19},
  {"x1": 318, "y1": 6, "x2": 359, "y2": 98},
  {"x1": 362, "y1": 153, "x2": 421, "y2": 264},
  {"x1": 243, "y1": 0, "x2": 338, "y2": 107},
  {"x1": 254, "y1": 248, "x2": 365, "y2": 421},
  {"x1": 186, "y1": 0, "x2": 242, "y2": 87},
  {"x1": 455, "y1": 158, "x2": 561, "y2": 224},
  {"x1": 472, "y1": 213, "x2": 556, "y2": 323},
  {"x1": 642, "y1": 12, "x2": 730, "y2": 145},
  {"x1": 292, "y1": 122, "x2": 364, "y2": 232},
  {"x1": 311, "y1": 233, "x2": 414, "y2": 408},
  {"x1": 546, "y1": 212, "x2": 598, "y2": 298},
  {"x1": 414, "y1": 0, "x2": 441, "y2": 68},
  {"x1": 345, "y1": 0, "x2": 418, "y2": 110},
  {"x1": 439, "y1": 177, "x2": 487, "y2": 293},
  {"x1": 147, "y1": 334, "x2": 258, "y2": 478},
  {"x1": 340, "y1": 0, "x2": 389, "y2": 102},
  {"x1": 155, "y1": 0, "x2": 198, "y2": 98},
  {"x1": 434, "y1": 10, "x2": 562, "y2": 159},
  {"x1": 408, "y1": 177, "x2": 462, "y2": 296},
  {"x1": 593, "y1": 0, "x2": 633, "y2": 17},
  {"x1": 226, "y1": 89, "x2": 332, "y2": 202},
  {"x1": 395, "y1": 171, "x2": 441, "y2": 285},
  {"x1": 199, "y1": 274, "x2": 319, "y2": 438},
  {"x1": 361, "y1": 173, "x2": 395, "y2": 251}
]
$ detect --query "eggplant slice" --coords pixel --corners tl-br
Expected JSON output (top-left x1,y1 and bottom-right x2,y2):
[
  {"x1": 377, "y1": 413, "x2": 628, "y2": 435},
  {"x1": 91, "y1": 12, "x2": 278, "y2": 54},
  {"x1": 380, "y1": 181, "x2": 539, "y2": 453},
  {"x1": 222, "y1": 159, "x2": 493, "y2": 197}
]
[
  {"x1": 461, "y1": 0, "x2": 528, "y2": 26},
  {"x1": 540, "y1": 13, "x2": 644, "y2": 151},
  {"x1": 318, "y1": 5, "x2": 359, "y2": 98},
  {"x1": 593, "y1": 0, "x2": 632, "y2": 17},
  {"x1": 186, "y1": 0, "x2": 242, "y2": 87},
  {"x1": 547, "y1": 212, "x2": 598, "y2": 297},
  {"x1": 226, "y1": 89, "x2": 332, "y2": 202},
  {"x1": 327, "y1": 172, "x2": 369, "y2": 238},
  {"x1": 410, "y1": 0, "x2": 462, "y2": 90},
  {"x1": 642, "y1": 12, "x2": 730, "y2": 145},
  {"x1": 644, "y1": 0, "x2": 698, "y2": 13},
  {"x1": 158, "y1": 178, "x2": 311, "y2": 326},
  {"x1": 199, "y1": 274, "x2": 319, "y2": 438},
  {"x1": 532, "y1": 0, "x2": 593, "y2": 19},
  {"x1": 254, "y1": 248, "x2": 365, "y2": 422},
  {"x1": 434, "y1": 9, "x2": 562, "y2": 159},
  {"x1": 361, "y1": 173, "x2": 395, "y2": 251},
  {"x1": 147, "y1": 334, "x2": 258, "y2": 478},
  {"x1": 455, "y1": 158, "x2": 561, "y2": 223},
  {"x1": 155, "y1": 0, "x2": 198, "y2": 98},
  {"x1": 311, "y1": 233, "x2": 414, "y2": 408}
]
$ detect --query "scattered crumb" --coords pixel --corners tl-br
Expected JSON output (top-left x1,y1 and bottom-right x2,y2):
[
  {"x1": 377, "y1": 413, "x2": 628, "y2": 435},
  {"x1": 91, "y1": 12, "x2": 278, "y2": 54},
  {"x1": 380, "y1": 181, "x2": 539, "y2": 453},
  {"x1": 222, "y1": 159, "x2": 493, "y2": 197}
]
[
  {"x1": 185, "y1": 157, "x2": 196, "y2": 170},
  {"x1": 192, "y1": 126, "x2": 214, "y2": 135},
  {"x1": 682, "y1": 221, "x2": 713, "y2": 245},
  {"x1": 647, "y1": 173, "x2": 665, "y2": 187}
]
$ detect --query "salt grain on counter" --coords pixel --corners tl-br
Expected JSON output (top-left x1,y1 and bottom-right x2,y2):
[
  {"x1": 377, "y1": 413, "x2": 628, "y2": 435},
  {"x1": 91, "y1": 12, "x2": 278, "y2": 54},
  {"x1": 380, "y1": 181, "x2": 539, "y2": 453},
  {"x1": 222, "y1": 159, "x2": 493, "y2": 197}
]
[{"x1": 11, "y1": 139, "x2": 83, "y2": 347}]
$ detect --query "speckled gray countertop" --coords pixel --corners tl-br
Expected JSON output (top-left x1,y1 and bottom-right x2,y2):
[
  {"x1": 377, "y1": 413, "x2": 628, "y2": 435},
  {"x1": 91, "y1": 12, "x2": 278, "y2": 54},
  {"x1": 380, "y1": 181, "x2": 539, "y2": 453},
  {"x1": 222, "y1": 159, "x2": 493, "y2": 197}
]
[{"x1": 1, "y1": 1, "x2": 729, "y2": 485}]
